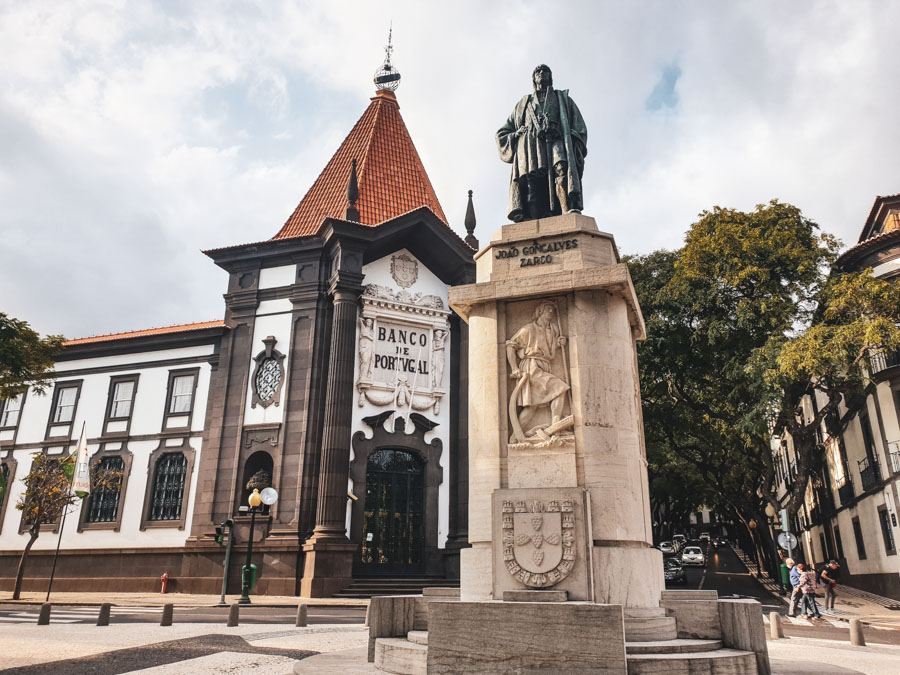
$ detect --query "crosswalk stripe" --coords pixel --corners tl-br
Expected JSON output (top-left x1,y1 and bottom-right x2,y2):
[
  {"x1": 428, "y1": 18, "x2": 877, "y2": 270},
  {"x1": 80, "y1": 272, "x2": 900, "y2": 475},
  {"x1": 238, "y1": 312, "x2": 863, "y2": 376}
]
[{"x1": 0, "y1": 617, "x2": 79, "y2": 623}]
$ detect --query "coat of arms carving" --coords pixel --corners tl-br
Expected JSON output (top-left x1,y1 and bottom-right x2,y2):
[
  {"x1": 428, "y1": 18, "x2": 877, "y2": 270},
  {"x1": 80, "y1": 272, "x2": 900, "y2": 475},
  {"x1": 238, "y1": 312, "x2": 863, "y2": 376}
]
[
  {"x1": 390, "y1": 253, "x2": 418, "y2": 288},
  {"x1": 501, "y1": 498, "x2": 575, "y2": 588}
]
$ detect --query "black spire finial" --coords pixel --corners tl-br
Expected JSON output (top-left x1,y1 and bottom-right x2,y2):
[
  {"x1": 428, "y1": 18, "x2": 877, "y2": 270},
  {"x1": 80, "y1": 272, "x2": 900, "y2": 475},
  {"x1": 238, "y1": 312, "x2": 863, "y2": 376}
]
[
  {"x1": 464, "y1": 189, "x2": 478, "y2": 249},
  {"x1": 345, "y1": 159, "x2": 360, "y2": 222}
]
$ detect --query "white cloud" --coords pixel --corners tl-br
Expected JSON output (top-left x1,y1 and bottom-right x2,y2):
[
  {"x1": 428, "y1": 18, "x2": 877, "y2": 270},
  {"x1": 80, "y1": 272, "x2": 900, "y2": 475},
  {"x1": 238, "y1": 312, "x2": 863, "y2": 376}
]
[{"x1": 1, "y1": 0, "x2": 899, "y2": 338}]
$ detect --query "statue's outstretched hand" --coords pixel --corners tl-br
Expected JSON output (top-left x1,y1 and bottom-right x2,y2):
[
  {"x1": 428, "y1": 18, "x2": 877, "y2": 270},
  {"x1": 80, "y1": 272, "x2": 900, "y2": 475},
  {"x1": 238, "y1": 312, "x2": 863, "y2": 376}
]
[
  {"x1": 510, "y1": 368, "x2": 522, "y2": 379},
  {"x1": 515, "y1": 126, "x2": 527, "y2": 137}
]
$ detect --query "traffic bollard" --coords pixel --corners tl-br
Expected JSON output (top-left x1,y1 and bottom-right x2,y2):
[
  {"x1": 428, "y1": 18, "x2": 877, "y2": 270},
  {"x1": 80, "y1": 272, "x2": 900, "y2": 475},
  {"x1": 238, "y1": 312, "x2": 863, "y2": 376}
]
[
  {"x1": 849, "y1": 618, "x2": 866, "y2": 646},
  {"x1": 295, "y1": 603, "x2": 308, "y2": 627},
  {"x1": 97, "y1": 603, "x2": 111, "y2": 626},
  {"x1": 37, "y1": 603, "x2": 51, "y2": 625},
  {"x1": 227, "y1": 603, "x2": 239, "y2": 627},
  {"x1": 161, "y1": 603, "x2": 173, "y2": 627},
  {"x1": 769, "y1": 612, "x2": 784, "y2": 639}
]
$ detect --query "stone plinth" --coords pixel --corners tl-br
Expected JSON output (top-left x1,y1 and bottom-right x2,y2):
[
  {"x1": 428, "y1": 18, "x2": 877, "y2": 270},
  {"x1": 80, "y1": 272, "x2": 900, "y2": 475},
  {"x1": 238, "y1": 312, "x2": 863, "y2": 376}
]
[
  {"x1": 448, "y1": 214, "x2": 661, "y2": 611},
  {"x1": 427, "y1": 601, "x2": 626, "y2": 674}
]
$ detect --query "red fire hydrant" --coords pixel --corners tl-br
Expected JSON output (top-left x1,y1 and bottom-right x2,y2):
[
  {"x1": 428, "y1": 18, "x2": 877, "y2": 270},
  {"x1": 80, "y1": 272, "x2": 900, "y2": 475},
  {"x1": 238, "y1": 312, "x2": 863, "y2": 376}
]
[{"x1": 160, "y1": 572, "x2": 169, "y2": 594}]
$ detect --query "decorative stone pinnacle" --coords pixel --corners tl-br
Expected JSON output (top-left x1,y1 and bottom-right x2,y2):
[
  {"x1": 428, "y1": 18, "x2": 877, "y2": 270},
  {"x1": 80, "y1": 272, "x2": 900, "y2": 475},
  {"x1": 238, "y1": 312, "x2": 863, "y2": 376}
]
[
  {"x1": 464, "y1": 189, "x2": 478, "y2": 249},
  {"x1": 345, "y1": 159, "x2": 360, "y2": 222}
]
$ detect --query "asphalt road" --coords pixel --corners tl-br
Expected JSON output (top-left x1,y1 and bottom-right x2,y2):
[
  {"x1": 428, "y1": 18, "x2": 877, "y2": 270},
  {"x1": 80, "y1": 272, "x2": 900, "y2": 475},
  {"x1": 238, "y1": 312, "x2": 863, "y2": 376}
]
[
  {"x1": 0, "y1": 603, "x2": 366, "y2": 626},
  {"x1": 665, "y1": 541, "x2": 900, "y2": 646}
]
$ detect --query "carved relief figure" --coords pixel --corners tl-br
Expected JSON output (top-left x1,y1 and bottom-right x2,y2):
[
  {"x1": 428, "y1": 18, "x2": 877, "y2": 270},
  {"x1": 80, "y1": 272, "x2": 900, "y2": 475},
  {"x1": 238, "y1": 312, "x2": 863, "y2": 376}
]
[
  {"x1": 357, "y1": 317, "x2": 375, "y2": 383},
  {"x1": 431, "y1": 328, "x2": 447, "y2": 388},
  {"x1": 506, "y1": 300, "x2": 573, "y2": 444}
]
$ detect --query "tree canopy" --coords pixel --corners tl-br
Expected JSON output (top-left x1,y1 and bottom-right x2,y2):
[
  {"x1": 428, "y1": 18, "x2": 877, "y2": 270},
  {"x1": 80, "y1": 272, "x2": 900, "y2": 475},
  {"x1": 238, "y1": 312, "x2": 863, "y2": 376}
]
[
  {"x1": 630, "y1": 200, "x2": 900, "y2": 550},
  {"x1": 0, "y1": 312, "x2": 64, "y2": 400}
]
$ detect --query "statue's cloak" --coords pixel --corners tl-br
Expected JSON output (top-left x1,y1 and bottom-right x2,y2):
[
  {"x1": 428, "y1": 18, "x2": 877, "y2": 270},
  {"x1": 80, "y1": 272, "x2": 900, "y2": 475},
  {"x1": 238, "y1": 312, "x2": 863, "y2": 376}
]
[{"x1": 496, "y1": 89, "x2": 587, "y2": 221}]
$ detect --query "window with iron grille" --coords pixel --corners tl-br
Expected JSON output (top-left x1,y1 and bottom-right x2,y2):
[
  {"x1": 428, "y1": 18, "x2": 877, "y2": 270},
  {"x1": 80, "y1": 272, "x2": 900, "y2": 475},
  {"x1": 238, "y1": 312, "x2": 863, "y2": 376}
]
[
  {"x1": 85, "y1": 456, "x2": 125, "y2": 523},
  {"x1": 148, "y1": 453, "x2": 187, "y2": 521}
]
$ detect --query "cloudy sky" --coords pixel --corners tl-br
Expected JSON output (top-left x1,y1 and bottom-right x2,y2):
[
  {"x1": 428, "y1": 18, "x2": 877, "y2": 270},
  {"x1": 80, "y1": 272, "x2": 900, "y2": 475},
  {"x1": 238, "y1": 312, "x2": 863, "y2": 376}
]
[{"x1": 2, "y1": 0, "x2": 899, "y2": 339}]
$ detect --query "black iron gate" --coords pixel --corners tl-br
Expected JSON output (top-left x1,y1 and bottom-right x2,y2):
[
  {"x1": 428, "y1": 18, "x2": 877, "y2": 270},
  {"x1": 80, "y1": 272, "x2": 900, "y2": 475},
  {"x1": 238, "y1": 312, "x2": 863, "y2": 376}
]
[{"x1": 359, "y1": 449, "x2": 425, "y2": 575}]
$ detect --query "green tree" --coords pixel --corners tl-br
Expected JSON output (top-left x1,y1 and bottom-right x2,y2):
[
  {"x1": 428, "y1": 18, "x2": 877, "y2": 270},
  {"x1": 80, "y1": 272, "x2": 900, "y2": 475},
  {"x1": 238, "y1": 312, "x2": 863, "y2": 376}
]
[
  {"x1": 0, "y1": 312, "x2": 65, "y2": 400},
  {"x1": 629, "y1": 200, "x2": 900, "y2": 571},
  {"x1": 13, "y1": 453, "x2": 73, "y2": 599},
  {"x1": 12, "y1": 453, "x2": 122, "y2": 599}
]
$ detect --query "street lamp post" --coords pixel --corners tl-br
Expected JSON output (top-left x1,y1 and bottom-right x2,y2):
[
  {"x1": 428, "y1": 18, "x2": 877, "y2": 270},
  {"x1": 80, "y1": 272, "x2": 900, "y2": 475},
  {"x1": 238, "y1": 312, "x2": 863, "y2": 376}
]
[
  {"x1": 238, "y1": 487, "x2": 278, "y2": 605},
  {"x1": 764, "y1": 503, "x2": 786, "y2": 594}
]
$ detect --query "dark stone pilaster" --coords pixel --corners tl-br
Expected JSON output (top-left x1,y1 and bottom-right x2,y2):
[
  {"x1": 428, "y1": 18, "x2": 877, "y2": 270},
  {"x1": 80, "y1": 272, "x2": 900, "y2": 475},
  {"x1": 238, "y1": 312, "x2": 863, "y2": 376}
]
[
  {"x1": 444, "y1": 313, "x2": 470, "y2": 574},
  {"x1": 301, "y1": 268, "x2": 363, "y2": 597}
]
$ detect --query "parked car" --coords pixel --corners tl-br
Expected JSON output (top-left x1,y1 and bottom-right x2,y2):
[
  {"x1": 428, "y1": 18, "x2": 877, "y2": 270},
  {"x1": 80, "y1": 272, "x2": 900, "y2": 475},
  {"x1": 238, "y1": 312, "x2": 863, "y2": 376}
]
[
  {"x1": 681, "y1": 546, "x2": 706, "y2": 566},
  {"x1": 664, "y1": 558, "x2": 687, "y2": 585},
  {"x1": 659, "y1": 541, "x2": 676, "y2": 555}
]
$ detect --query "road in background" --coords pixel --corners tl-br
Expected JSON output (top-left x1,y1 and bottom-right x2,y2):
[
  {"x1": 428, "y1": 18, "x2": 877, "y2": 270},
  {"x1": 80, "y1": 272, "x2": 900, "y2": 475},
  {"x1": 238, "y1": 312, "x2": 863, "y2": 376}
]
[{"x1": 0, "y1": 603, "x2": 366, "y2": 626}]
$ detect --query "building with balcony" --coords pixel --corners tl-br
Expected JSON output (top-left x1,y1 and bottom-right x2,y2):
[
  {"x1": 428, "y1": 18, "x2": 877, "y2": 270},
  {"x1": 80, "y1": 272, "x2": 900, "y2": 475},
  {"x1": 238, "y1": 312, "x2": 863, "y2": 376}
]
[{"x1": 773, "y1": 194, "x2": 900, "y2": 599}]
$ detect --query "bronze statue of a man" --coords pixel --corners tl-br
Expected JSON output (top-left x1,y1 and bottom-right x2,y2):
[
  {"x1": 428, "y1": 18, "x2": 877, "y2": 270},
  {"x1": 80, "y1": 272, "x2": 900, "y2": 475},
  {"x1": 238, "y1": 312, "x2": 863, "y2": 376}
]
[{"x1": 497, "y1": 65, "x2": 587, "y2": 222}]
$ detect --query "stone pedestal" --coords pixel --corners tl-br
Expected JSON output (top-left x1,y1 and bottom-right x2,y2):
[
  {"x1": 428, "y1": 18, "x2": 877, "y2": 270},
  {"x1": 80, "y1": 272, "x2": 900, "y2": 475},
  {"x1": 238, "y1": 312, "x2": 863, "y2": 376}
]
[
  {"x1": 298, "y1": 539, "x2": 357, "y2": 598},
  {"x1": 448, "y1": 214, "x2": 663, "y2": 615}
]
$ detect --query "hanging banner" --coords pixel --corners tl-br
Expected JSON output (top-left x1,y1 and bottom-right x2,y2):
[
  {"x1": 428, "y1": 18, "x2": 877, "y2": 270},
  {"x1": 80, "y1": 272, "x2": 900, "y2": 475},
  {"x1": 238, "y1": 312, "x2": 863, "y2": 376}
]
[{"x1": 71, "y1": 426, "x2": 91, "y2": 499}]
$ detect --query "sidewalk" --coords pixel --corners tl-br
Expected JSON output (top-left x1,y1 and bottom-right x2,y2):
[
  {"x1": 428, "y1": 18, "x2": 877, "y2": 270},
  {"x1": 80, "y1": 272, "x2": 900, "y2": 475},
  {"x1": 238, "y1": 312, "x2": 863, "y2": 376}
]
[
  {"x1": 731, "y1": 544, "x2": 898, "y2": 624},
  {"x1": 0, "y1": 591, "x2": 368, "y2": 608}
]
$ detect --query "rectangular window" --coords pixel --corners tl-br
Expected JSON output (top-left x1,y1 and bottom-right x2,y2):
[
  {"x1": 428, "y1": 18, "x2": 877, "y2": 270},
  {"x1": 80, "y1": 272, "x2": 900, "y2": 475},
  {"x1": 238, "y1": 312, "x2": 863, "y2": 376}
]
[
  {"x1": 879, "y1": 507, "x2": 896, "y2": 554},
  {"x1": 110, "y1": 380, "x2": 135, "y2": 419},
  {"x1": 834, "y1": 526, "x2": 845, "y2": 559},
  {"x1": 819, "y1": 533, "x2": 829, "y2": 561},
  {"x1": 860, "y1": 412, "x2": 878, "y2": 461},
  {"x1": 852, "y1": 516, "x2": 867, "y2": 561},
  {"x1": 1, "y1": 394, "x2": 23, "y2": 427},
  {"x1": 168, "y1": 375, "x2": 195, "y2": 414},
  {"x1": 52, "y1": 387, "x2": 78, "y2": 423}
]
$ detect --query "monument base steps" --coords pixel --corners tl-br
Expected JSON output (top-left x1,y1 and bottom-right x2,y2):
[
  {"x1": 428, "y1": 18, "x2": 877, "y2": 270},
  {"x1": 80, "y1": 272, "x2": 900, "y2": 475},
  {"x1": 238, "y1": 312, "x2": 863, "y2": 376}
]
[
  {"x1": 625, "y1": 649, "x2": 757, "y2": 675},
  {"x1": 626, "y1": 639, "x2": 723, "y2": 654},
  {"x1": 623, "y1": 615, "x2": 678, "y2": 641},
  {"x1": 374, "y1": 637, "x2": 427, "y2": 674}
]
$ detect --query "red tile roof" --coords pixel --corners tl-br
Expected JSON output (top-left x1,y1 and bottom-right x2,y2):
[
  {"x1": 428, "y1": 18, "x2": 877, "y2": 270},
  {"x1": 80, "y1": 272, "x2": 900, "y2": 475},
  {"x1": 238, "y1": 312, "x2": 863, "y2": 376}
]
[
  {"x1": 273, "y1": 89, "x2": 447, "y2": 239},
  {"x1": 64, "y1": 320, "x2": 225, "y2": 346}
]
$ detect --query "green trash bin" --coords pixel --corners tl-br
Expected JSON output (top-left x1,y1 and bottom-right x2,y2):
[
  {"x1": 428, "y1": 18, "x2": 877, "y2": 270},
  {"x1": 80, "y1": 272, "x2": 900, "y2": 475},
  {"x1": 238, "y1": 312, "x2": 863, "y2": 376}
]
[{"x1": 780, "y1": 563, "x2": 790, "y2": 586}]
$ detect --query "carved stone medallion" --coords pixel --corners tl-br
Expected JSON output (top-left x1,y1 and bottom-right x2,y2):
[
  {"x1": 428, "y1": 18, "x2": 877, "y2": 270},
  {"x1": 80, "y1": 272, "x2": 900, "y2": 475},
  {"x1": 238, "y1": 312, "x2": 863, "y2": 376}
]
[
  {"x1": 390, "y1": 253, "x2": 418, "y2": 288},
  {"x1": 501, "y1": 498, "x2": 575, "y2": 588}
]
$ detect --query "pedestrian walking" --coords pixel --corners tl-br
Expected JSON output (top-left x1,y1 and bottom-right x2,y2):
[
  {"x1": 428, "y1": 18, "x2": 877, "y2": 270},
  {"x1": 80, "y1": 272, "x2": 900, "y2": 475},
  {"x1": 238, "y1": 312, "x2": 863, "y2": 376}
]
[
  {"x1": 820, "y1": 559, "x2": 840, "y2": 610},
  {"x1": 798, "y1": 563, "x2": 822, "y2": 621},
  {"x1": 786, "y1": 558, "x2": 801, "y2": 617}
]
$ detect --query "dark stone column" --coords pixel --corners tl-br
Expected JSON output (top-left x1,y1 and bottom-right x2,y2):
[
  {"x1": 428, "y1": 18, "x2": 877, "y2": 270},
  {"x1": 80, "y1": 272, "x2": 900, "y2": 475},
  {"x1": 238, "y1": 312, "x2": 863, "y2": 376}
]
[
  {"x1": 444, "y1": 313, "x2": 470, "y2": 575},
  {"x1": 301, "y1": 277, "x2": 362, "y2": 597}
]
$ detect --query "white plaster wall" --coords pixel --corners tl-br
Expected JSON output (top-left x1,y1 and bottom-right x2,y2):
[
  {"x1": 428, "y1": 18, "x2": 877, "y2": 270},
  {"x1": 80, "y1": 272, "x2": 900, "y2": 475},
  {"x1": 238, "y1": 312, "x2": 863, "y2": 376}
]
[
  {"x1": 348, "y1": 249, "x2": 452, "y2": 548},
  {"x1": 259, "y1": 265, "x2": 296, "y2": 289},
  {"x1": 0, "y1": 344, "x2": 214, "y2": 550},
  {"x1": 243, "y1": 300, "x2": 294, "y2": 425}
]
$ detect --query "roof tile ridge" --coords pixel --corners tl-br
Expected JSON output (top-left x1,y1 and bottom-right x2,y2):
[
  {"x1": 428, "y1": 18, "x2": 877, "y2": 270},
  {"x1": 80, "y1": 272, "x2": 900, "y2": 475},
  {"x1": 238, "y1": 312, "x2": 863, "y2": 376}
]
[{"x1": 354, "y1": 95, "x2": 389, "y2": 189}]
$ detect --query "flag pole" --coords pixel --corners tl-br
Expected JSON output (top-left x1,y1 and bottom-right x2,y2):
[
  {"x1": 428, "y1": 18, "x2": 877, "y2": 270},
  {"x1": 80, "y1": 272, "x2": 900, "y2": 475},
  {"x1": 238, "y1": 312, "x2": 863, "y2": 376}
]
[{"x1": 46, "y1": 422, "x2": 85, "y2": 602}]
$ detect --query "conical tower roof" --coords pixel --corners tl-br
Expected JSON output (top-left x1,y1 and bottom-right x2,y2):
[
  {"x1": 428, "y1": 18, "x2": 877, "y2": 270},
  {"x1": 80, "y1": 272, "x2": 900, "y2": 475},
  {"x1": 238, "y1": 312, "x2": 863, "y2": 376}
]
[{"x1": 273, "y1": 89, "x2": 447, "y2": 239}]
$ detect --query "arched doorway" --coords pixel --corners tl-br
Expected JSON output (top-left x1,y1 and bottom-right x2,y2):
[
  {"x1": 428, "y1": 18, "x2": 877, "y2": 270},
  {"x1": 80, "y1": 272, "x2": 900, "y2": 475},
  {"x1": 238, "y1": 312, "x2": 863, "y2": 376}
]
[{"x1": 359, "y1": 449, "x2": 425, "y2": 575}]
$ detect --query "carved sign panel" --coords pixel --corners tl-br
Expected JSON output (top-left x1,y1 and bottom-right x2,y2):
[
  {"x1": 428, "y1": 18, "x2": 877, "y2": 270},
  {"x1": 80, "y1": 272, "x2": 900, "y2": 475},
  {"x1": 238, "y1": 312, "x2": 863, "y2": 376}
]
[{"x1": 501, "y1": 498, "x2": 575, "y2": 588}]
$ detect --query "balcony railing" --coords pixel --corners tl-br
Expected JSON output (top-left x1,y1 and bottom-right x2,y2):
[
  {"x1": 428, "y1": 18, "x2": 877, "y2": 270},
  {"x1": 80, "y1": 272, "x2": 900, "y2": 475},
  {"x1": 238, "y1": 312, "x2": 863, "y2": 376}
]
[
  {"x1": 858, "y1": 455, "x2": 882, "y2": 491},
  {"x1": 888, "y1": 441, "x2": 900, "y2": 474},
  {"x1": 870, "y1": 349, "x2": 900, "y2": 377},
  {"x1": 836, "y1": 474, "x2": 854, "y2": 506}
]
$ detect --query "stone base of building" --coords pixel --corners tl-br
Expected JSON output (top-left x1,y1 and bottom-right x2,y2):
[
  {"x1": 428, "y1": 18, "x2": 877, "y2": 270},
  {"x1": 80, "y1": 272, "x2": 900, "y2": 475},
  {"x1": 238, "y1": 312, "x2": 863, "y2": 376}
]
[{"x1": 299, "y1": 539, "x2": 358, "y2": 598}]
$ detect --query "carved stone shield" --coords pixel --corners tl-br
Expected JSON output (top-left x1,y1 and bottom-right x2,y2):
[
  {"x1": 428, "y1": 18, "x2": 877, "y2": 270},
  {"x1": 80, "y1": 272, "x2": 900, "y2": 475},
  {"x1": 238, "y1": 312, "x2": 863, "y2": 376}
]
[
  {"x1": 501, "y1": 498, "x2": 577, "y2": 589},
  {"x1": 390, "y1": 253, "x2": 418, "y2": 288}
]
